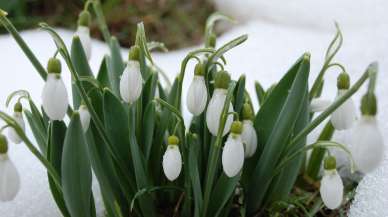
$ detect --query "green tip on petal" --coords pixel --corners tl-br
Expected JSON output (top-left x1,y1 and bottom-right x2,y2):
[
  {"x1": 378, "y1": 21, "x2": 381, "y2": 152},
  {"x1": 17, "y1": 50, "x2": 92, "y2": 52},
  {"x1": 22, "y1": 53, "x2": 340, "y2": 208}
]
[
  {"x1": 214, "y1": 70, "x2": 231, "y2": 89},
  {"x1": 14, "y1": 102, "x2": 22, "y2": 113},
  {"x1": 361, "y1": 92, "x2": 377, "y2": 116},
  {"x1": 242, "y1": 103, "x2": 253, "y2": 120},
  {"x1": 0, "y1": 134, "x2": 8, "y2": 154},
  {"x1": 47, "y1": 58, "x2": 61, "y2": 74},
  {"x1": 0, "y1": 9, "x2": 8, "y2": 17},
  {"x1": 230, "y1": 121, "x2": 243, "y2": 134},
  {"x1": 168, "y1": 135, "x2": 179, "y2": 145},
  {"x1": 337, "y1": 72, "x2": 350, "y2": 90},
  {"x1": 128, "y1": 45, "x2": 140, "y2": 61},
  {"x1": 194, "y1": 62, "x2": 205, "y2": 76},
  {"x1": 324, "y1": 156, "x2": 337, "y2": 170},
  {"x1": 78, "y1": 10, "x2": 91, "y2": 27}
]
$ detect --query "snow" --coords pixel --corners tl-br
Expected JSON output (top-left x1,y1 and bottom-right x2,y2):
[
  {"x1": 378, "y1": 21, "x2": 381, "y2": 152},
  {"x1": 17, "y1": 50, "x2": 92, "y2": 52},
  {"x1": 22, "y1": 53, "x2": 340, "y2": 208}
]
[{"x1": 0, "y1": 0, "x2": 388, "y2": 216}]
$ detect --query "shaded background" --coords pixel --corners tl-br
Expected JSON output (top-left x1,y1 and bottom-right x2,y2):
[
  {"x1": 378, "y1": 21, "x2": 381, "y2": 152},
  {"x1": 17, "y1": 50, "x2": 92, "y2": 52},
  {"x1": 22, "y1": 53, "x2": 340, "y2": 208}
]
[{"x1": 0, "y1": 0, "x2": 214, "y2": 49}]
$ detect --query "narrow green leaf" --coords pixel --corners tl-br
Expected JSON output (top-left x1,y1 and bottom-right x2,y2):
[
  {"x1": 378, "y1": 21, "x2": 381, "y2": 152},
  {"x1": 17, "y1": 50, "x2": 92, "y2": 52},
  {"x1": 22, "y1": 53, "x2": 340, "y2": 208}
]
[
  {"x1": 97, "y1": 56, "x2": 111, "y2": 89},
  {"x1": 107, "y1": 37, "x2": 124, "y2": 95},
  {"x1": 208, "y1": 174, "x2": 240, "y2": 217},
  {"x1": 187, "y1": 133, "x2": 203, "y2": 217},
  {"x1": 143, "y1": 102, "x2": 156, "y2": 161},
  {"x1": 62, "y1": 113, "x2": 93, "y2": 217},
  {"x1": 24, "y1": 108, "x2": 47, "y2": 154},
  {"x1": 234, "y1": 75, "x2": 246, "y2": 114},
  {"x1": 254, "y1": 81, "x2": 265, "y2": 106}
]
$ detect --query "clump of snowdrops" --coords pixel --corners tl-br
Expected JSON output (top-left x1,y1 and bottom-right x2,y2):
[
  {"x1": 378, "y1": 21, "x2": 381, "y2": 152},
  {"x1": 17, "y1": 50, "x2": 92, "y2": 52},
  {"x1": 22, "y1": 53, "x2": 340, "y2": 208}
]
[{"x1": 0, "y1": 1, "x2": 384, "y2": 216}]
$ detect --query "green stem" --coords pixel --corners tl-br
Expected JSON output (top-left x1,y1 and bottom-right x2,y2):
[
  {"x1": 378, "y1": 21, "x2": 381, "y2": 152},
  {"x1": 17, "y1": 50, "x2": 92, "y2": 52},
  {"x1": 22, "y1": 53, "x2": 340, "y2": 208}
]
[
  {"x1": 0, "y1": 14, "x2": 47, "y2": 80},
  {"x1": 305, "y1": 121, "x2": 335, "y2": 179},
  {"x1": 91, "y1": 0, "x2": 111, "y2": 43},
  {"x1": 292, "y1": 65, "x2": 372, "y2": 147},
  {"x1": 367, "y1": 62, "x2": 378, "y2": 94}
]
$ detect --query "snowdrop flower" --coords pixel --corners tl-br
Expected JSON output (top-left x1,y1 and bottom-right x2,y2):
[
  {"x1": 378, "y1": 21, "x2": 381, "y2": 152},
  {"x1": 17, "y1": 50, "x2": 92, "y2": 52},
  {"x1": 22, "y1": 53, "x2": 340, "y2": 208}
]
[
  {"x1": 222, "y1": 121, "x2": 245, "y2": 177},
  {"x1": 350, "y1": 93, "x2": 384, "y2": 173},
  {"x1": 0, "y1": 134, "x2": 20, "y2": 202},
  {"x1": 42, "y1": 58, "x2": 69, "y2": 121},
  {"x1": 162, "y1": 135, "x2": 182, "y2": 181},
  {"x1": 186, "y1": 63, "x2": 208, "y2": 115},
  {"x1": 7, "y1": 102, "x2": 25, "y2": 144},
  {"x1": 330, "y1": 72, "x2": 356, "y2": 130},
  {"x1": 240, "y1": 103, "x2": 257, "y2": 158},
  {"x1": 310, "y1": 98, "x2": 331, "y2": 112},
  {"x1": 79, "y1": 104, "x2": 91, "y2": 132},
  {"x1": 206, "y1": 71, "x2": 234, "y2": 136},
  {"x1": 120, "y1": 46, "x2": 143, "y2": 104},
  {"x1": 75, "y1": 11, "x2": 92, "y2": 60},
  {"x1": 320, "y1": 156, "x2": 343, "y2": 210}
]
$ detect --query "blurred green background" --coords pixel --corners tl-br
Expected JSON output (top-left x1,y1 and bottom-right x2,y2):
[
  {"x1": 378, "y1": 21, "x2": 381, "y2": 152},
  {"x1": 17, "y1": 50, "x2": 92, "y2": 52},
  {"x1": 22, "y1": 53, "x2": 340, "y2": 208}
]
[{"x1": 0, "y1": 0, "x2": 214, "y2": 49}]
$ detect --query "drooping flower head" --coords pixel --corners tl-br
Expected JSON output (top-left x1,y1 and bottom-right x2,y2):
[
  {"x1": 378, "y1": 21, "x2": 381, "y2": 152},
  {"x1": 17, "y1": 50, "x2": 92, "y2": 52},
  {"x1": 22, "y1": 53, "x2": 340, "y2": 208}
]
[
  {"x1": 310, "y1": 98, "x2": 331, "y2": 112},
  {"x1": 7, "y1": 102, "x2": 25, "y2": 144},
  {"x1": 222, "y1": 121, "x2": 245, "y2": 177},
  {"x1": 162, "y1": 135, "x2": 182, "y2": 181},
  {"x1": 187, "y1": 62, "x2": 208, "y2": 116},
  {"x1": 330, "y1": 72, "x2": 356, "y2": 130},
  {"x1": 42, "y1": 58, "x2": 69, "y2": 121},
  {"x1": 320, "y1": 156, "x2": 343, "y2": 210},
  {"x1": 206, "y1": 70, "x2": 234, "y2": 136},
  {"x1": 120, "y1": 46, "x2": 143, "y2": 104},
  {"x1": 78, "y1": 104, "x2": 91, "y2": 132},
  {"x1": 75, "y1": 10, "x2": 92, "y2": 60},
  {"x1": 0, "y1": 134, "x2": 21, "y2": 202},
  {"x1": 351, "y1": 92, "x2": 384, "y2": 173},
  {"x1": 240, "y1": 103, "x2": 257, "y2": 158}
]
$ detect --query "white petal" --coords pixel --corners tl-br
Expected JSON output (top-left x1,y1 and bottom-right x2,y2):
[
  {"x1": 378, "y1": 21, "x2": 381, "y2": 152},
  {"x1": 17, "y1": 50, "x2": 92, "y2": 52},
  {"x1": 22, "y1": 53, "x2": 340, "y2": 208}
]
[
  {"x1": 310, "y1": 98, "x2": 331, "y2": 112},
  {"x1": 79, "y1": 106, "x2": 91, "y2": 132},
  {"x1": 186, "y1": 76, "x2": 208, "y2": 116},
  {"x1": 0, "y1": 155, "x2": 21, "y2": 202},
  {"x1": 330, "y1": 90, "x2": 356, "y2": 130},
  {"x1": 206, "y1": 89, "x2": 234, "y2": 136},
  {"x1": 119, "y1": 61, "x2": 143, "y2": 103},
  {"x1": 7, "y1": 112, "x2": 25, "y2": 144},
  {"x1": 75, "y1": 26, "x2": 92, "y2": 60},
  {"x1": 42, "y1": 74, "x2": 69, "y2": 120},
  {"x1": 222, "y1": 135, "x2": 245, "y2": 177},
  {"x1": 162, "y1": 145, "x2": 182, "y2": 181},
  {"x1": 320, "y1": 170, "x2": 343, "y2": 210},
  {"x1": 350, "y1": 116, "x2": 385, "y2": 173},
  {"x1": 241, "y1": 120, "x2": 258, "y2": 158}
]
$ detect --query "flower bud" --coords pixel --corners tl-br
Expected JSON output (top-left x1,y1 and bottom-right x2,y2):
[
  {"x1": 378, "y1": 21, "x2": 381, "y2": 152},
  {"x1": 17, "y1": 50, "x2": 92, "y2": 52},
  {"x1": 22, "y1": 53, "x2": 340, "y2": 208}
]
[
  {"x1": 350, "y1": 115, "x2": 384, "y2": 173},
  {"x1": 42, "y1": 58, "x2": 69, "y2": 120},
  {"x1": 330, "y1": 89, "x2": 356, "y2": 130},
  {"x1": 320, "y1": 169, "x2": 343, "y2": 210},
  {"x1": 186, "y1": 71, "x2": 207, "y2": 115},
  {"x1": 241, "y1": 120, "x2": 257, "y2": 158},
  {"x1": 206, "y1": 88, "x2": 234, "y2": 136},
  {"x1": 119, "y1": 60, "x2": 143, "y2": 104},
  {"x1": 309, "y1": 98, "x2": 331, "y2": 112},
  {"x1": 162, "y1": 136, "x2": 182, "y2": 181},
  {"x1": 0, "y1": 153, "x2": 21, "y2": 201},
  {"x1": 79, "y1": 105, "x2": 91, "y2": 132},
  {"x1": 8, "y1": 103, "x2": 25, "y2": 144},
  {"x1": 222, "y1": 133, "x2": 244, "y2": 177}
]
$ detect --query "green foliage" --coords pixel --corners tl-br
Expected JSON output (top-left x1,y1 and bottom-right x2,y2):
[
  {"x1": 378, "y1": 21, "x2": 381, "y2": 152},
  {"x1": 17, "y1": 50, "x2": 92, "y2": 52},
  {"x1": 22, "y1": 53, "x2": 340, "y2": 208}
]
[{"x1": 0, "y1": 3, "x2": 380, "y2": 217}]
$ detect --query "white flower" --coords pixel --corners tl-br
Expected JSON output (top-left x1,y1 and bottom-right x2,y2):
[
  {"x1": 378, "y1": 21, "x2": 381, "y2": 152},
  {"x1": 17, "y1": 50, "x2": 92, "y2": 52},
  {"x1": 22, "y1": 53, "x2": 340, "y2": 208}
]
[
  {"x1": 75, "y1": 26, "x2": 92, "y2": 60},
  {"x1": 206, "y1": 88, "x2": 233, "y2": 136},
  {"x1": 120, "y1": 60, "x2": 143, "y2": 104},
  {"x1": 310, "y1": 98, "x2": 331, "y2": 112},
  {"x1": 42, "y1": 74, "x2": 69, "y2": 121},
  {"x1": 79, "y1": 105, "x2": 91, "y2": 132},
  {"x1": 162, "y1": 144, "x2": 182, "y2": 181},
  {"x1": 330, "y1": 90, "x2": 356, "y2": 130},
  {"x1": 186, "y1": 75, "x2": 208, "y2": 116},
  {"x1": 7, "y1": 112, "x2": 25, "y2": 144},
  {"x1": 0, "y1": 154, "x2": 21, "y2": 202},
  {"x1": 350, "y1": 116, "x2": 384, "y2": 173},
  {"x1": 241, "y1": 120, "x2": 257, "y2": 158},
  {"x1": 222, "y1": 134, "x2": 244, "y2": 177},
  {"x1": 320, "y1": 169, "x2": 343, "y2": 210}
]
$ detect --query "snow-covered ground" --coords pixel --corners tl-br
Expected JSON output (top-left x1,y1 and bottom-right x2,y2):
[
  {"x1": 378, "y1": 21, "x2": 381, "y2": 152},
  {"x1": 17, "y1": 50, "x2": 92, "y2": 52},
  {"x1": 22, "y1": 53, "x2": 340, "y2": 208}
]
[{"x1": 0, "y1": 0, "x2": 387, "y2": 216}]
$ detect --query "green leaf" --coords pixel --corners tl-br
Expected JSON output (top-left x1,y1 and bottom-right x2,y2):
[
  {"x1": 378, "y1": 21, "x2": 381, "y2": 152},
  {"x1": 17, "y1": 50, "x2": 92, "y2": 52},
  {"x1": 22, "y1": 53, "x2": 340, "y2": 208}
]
[
  {"x1": 207, "y1": 35, "x2": 247, "y2": 66},
  {"x1": 107, "y1": 37, "x2": 124, "y2": 95},
  {"x1": 208, "y1": 174, "x2": 240, "y2": 217},
  {"x1": 143, "y1": 102, "x2": 156, "y2": 161},
  {"x1": 233, "y1": 75, "x2": 246, "y2": 114},
  {"x1": 187, "y1": 133, "x2": 203, "y2": 217},
  {"x1": 47, "y1": 121, "x2": 71, "y2": 217},
  {"x1": 97, "y1": 56, "x2": 111, "y2": 89},
  {"x1": 205, "y1": 12, "x2": 234, "y2": 47},
  {"x1": 61, "y1": 113, "x2": 93, "y2": 217},
  {"x1": 246, "y1": 53, "x2": 310, "y2": 214},
  {"x1": 23, "y1": 99, "x2": 48, "y2": 154},
  {"x1": 254, "y1": 81, "x2": 265, "y2": 106}
]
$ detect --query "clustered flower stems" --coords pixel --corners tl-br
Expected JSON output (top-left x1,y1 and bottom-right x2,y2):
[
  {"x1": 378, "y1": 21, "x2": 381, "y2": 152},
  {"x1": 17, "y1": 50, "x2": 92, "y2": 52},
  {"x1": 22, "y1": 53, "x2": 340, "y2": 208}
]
[{"x1": 0, "y1": 2, "x2": 384, "y2": 217}]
